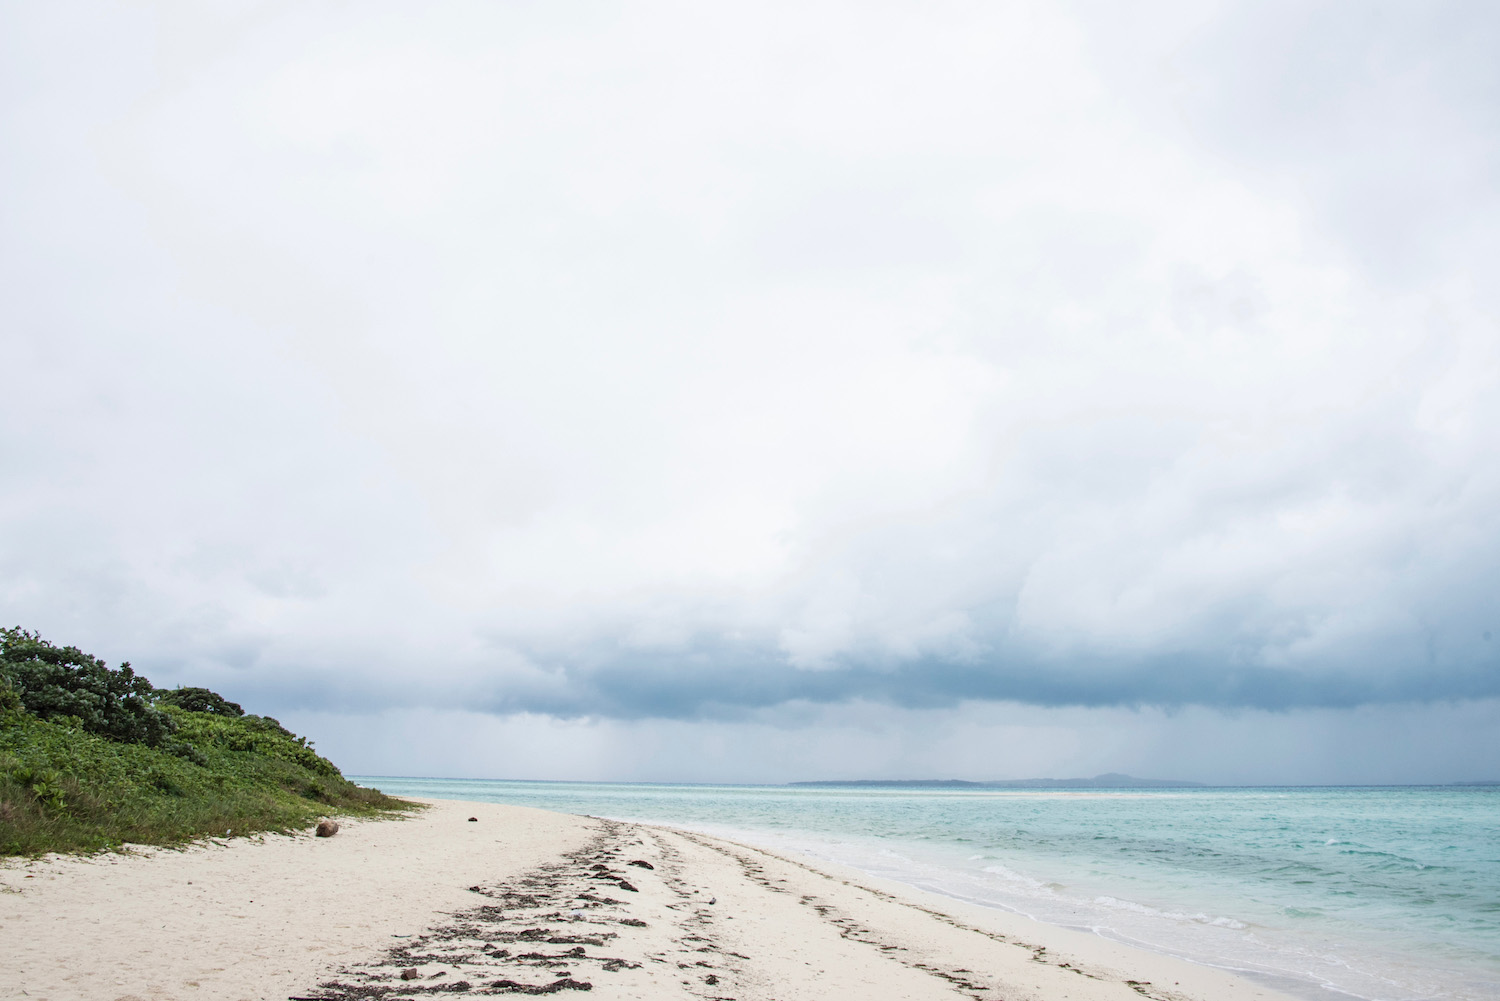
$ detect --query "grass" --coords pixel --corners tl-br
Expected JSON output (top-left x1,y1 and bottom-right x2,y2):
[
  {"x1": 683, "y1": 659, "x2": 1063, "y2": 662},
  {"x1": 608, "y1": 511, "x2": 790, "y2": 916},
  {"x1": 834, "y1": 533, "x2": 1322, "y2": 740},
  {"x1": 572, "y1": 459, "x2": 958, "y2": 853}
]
[{"x1": 0, "y1": 703, "x2": 414, "y2": 856}]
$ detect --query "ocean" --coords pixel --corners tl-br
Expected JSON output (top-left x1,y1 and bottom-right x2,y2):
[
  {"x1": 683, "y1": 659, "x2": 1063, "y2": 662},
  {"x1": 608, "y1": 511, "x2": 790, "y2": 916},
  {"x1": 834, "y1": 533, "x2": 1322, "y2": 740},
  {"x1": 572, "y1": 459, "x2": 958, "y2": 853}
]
[{"x1": 353, "y1": 778, "x2": 1500, "y2": 1001}]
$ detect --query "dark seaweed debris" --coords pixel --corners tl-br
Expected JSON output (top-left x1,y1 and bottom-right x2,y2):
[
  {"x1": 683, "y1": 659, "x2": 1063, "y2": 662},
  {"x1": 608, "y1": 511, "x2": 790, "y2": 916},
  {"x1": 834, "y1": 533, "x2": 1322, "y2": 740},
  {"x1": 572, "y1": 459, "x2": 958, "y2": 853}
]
[
  {"x1": 489, "y1": 978, "x2": 593, "y2": 994},
  {"x1": 295, "y1": 821, "x2": 660, "y2": 1000}
]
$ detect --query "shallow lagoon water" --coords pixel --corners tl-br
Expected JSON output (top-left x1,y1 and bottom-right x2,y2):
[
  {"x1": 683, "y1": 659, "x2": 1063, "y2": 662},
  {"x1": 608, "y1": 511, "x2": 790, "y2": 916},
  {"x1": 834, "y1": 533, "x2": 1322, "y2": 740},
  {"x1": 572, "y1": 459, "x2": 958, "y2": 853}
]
[{"x1": 357, "y1": 778, "x2": 1500, "y2": 1001}]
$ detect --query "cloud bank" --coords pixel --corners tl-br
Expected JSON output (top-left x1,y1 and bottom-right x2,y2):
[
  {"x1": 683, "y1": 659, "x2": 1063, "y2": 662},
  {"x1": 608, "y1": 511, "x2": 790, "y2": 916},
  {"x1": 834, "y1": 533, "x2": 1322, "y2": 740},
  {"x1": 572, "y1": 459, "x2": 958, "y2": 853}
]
[{"x1": 3, "y1": 1, "x2": 1497, "y2": 778}]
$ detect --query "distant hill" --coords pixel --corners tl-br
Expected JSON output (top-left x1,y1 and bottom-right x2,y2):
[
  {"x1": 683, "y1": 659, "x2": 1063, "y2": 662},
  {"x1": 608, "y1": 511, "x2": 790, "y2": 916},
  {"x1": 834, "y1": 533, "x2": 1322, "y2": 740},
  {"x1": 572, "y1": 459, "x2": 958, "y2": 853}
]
[{"x1": 789, "y1": 772, "x2": 1206, "y2": 789}]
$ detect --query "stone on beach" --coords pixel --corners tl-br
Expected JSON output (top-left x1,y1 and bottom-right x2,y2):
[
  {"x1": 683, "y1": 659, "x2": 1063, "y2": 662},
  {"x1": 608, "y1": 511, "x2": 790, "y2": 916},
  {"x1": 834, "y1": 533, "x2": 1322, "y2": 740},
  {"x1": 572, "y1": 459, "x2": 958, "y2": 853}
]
[{"x1": 315, "y1": 819, "x2": 339, "y2": 837}]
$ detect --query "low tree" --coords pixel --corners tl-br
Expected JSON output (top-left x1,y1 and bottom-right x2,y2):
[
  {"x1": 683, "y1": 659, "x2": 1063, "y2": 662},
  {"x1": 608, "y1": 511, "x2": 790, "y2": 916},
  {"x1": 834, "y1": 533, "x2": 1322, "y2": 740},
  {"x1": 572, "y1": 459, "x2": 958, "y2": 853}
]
[
  {"x1": 155, "y1": 686, "x2": 244, "y2": 717},
  {"x1": 0, "y1": 627, "x2": 174, "y2": 746}
]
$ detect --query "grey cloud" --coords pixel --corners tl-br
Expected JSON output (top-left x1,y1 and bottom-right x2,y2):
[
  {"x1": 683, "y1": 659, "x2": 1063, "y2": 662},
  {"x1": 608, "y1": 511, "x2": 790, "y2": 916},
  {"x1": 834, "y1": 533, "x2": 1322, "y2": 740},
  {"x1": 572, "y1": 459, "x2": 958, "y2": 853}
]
[
  {"x1": 1083, "y1": 0, "x2": 1500, "y2": 281},
  {"x1": 229, "y1": 617, "x2": 1500, "y2": 722},
  {"x1": 4, "y1": 1, "x2": 1500, "y2": 781},
  {"x1": 291, "y1": 699, "x2": 1500, "y2": 786}
]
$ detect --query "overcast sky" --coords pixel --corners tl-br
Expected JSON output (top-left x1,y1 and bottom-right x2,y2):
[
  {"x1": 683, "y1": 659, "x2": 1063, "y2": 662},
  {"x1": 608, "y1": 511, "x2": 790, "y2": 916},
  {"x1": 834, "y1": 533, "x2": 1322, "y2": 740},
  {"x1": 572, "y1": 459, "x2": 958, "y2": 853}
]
[{"x1": 4, "y1": 1, "x2": 1499, "y2": 784}]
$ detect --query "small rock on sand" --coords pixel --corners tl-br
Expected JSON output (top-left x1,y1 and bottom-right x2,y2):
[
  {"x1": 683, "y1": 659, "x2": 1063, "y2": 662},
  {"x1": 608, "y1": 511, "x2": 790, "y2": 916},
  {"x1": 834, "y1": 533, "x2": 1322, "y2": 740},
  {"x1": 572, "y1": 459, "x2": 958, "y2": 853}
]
[
  {"x1": 468, "y1": 817, "x2": 478, "y2": 822},
  {"x1": 400, "y1": 967, "x2": 420, "y2": 980},
  {"x1": 315, "y1": 820, "x2": 340, "y2": 838}
]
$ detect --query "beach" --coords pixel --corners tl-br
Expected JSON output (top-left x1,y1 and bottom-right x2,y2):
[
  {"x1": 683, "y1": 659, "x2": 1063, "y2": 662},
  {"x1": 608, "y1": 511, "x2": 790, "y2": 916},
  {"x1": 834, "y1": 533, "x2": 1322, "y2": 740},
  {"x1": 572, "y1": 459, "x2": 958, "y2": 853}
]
[{"x1": 1, "y1": 797, "x2": 1298, "y2": 1001}]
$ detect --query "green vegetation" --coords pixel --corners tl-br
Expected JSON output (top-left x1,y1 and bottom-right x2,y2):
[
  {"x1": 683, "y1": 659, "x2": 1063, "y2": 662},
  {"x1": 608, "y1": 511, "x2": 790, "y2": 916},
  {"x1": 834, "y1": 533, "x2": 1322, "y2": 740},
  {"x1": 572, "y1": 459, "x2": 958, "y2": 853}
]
[
  {"x1": 1, "y1": 628, "x2": 171, "y2": 746},
  {"x1": 0, "y1": 627, "x2": 411, "y2": 856}
]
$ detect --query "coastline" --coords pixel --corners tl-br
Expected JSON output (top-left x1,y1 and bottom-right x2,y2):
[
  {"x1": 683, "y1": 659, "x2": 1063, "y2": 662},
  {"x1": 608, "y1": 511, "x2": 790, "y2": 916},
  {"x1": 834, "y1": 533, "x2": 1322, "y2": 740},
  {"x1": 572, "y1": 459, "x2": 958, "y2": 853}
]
[
  {"x1": 0, "y1": 796, "x2": 1299, "y2": 1001},
  {"x1": 359, "y1": 776, "x2": 1500, "y2": 1001}
]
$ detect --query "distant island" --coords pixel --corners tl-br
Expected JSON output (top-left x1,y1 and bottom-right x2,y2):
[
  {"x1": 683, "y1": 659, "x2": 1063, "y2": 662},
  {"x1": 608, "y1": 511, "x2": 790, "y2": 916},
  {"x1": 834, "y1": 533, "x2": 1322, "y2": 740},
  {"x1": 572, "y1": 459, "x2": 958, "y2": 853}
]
[{"x1": 790, "y1": 772, "x2": 1206, "y2": 789}]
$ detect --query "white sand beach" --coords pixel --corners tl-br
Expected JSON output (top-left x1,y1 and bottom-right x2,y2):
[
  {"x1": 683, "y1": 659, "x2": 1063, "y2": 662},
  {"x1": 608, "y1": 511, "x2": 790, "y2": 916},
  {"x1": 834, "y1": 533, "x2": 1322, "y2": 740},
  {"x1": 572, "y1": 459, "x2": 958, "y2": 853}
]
[{"x1": 1, "y1": 798, "x2": 1299, "y2": 1001}]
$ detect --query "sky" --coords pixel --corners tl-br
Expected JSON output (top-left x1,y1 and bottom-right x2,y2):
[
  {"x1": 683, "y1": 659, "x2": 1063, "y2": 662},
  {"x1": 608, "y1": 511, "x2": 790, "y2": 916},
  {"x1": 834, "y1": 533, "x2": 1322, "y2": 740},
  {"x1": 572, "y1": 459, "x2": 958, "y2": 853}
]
[{"x1": 3, "y1": 1, "x2": 1499, "y2": 784}]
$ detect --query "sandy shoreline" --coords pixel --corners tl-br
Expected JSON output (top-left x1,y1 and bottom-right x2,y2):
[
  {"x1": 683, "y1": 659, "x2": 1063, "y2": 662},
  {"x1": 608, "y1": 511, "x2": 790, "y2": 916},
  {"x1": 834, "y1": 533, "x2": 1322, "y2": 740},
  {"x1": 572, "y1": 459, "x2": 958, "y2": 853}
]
[{"x1": 1, "y1": 798, "x2": 1299, "y2": 1001}]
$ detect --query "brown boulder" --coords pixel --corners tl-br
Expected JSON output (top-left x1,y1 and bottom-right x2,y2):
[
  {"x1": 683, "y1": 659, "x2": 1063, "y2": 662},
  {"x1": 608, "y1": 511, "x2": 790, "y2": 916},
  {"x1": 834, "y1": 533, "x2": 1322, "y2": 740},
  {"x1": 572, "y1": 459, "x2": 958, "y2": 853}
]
[{"x1": 315, "y1": 819, "x2": 340, "y2": 838}]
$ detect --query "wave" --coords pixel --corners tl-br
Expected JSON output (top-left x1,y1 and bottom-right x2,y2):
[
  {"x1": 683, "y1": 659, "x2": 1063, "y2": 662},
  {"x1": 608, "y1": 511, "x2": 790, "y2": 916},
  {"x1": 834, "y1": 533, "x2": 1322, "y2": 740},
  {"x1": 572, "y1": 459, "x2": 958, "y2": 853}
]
[{"x1": 1091, "y1": 895, "x2": 1248, "y2": 930}]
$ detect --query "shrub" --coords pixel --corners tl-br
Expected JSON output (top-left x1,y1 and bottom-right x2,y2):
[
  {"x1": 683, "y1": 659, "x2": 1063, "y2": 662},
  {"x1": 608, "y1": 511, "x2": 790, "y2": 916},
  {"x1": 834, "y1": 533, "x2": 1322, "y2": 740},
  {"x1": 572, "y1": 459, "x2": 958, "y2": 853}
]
[
  {"x1": 163, "y1": 738, "x2": 210, "y2": 767},
  {"x1": 0, "y1": 628, "x2": 173, "y2": 746},
  {"x1": 155, "y1": 686, "x2": 244, "y2": 717},
  {"x1": 0, "y1": 628, "x2": 413, "y2": 855},
  {"x1": 1, "y1": 699, "x2": 409, "y2": 856},
  {"x1": 166, "y1": 708, "x2": 342, "y2": 777}
]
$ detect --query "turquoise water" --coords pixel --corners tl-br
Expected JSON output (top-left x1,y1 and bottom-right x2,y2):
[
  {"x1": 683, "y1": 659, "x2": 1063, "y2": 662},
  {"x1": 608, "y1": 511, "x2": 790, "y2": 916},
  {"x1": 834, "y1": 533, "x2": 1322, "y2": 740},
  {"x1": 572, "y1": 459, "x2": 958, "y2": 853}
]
[{"x1": 355, "y1": 778, "x2": 1500, "y2": 1001}]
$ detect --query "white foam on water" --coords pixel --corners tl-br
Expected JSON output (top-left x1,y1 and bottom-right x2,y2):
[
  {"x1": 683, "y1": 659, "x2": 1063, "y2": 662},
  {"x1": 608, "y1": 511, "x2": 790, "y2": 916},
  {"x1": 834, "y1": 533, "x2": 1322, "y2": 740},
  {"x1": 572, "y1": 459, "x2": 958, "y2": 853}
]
[
  {"x1": 1092, "y1": 895, "x2": 1248, "y2": 929},
  {"x1": 980, "y1": 864, "x2": 1052, "y2": 890}
]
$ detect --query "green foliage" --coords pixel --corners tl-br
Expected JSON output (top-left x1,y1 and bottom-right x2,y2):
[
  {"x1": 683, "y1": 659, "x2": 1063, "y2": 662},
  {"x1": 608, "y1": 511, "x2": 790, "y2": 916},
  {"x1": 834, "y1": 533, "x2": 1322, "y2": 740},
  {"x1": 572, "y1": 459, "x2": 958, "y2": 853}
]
[
  {"x1": 9, "y1": 762, "x2": 69, "y2": 812},
  {"x1": 0, "y1": 707, "x2": 410, "y2": 856},
  {"x1": 162, "y1": 737, "x2": 210, "y2": 767},
  {"x1": 0, "y1": 627, "x2": 173, "y2": 746},
  {"x1": 0, "y1": 629, "x2": 412, "y2": 856},
  {"x1": 166, "y1": 708, "x2": 341, "y2": 777},
  {"x1": 155, "y1": 686, "x2": 244, "y2": 717}
]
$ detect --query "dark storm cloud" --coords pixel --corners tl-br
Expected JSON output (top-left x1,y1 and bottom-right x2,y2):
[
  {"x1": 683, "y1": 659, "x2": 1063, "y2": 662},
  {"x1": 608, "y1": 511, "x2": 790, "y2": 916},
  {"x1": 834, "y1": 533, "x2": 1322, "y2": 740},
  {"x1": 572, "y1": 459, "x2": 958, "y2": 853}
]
[
  {"x1": 541, "y1": 642, "x2": 1500, "y2": 719},
  {"x1": 233, "y1": 622, "x2": 1500, "y2": 721}
]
